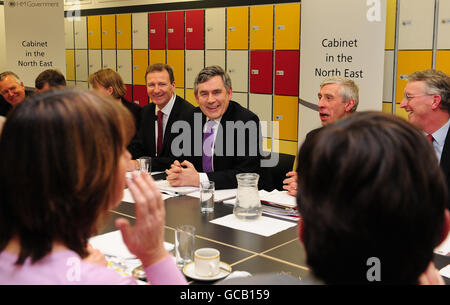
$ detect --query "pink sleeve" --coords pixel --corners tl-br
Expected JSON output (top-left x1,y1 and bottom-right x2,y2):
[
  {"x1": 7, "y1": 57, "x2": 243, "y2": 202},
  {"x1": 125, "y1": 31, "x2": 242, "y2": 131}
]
[{"x1": 144, "y1": 256, "x2": 187, "y2": 285}]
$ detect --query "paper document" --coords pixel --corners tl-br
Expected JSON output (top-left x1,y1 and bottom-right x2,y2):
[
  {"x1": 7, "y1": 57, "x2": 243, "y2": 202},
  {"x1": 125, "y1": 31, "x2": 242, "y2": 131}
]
[
  {"x1": 155, "y1": 180, "x2": 198, "y2": 196},
  {"x1": 434, "y1": 233, "x2": 450, "y2": 256},
  {"x1": 259, "y1": 190, "x2": 297, "y2": 208},
  {"x1": 121, "y1": 188, "x2": 172, "y2": 203},
  {"x1": 189, "y1": 188, "x2": 237, "y2": 202},
  {"x1": 439, "y1": 264, "x2": 450, "y2": 279}
]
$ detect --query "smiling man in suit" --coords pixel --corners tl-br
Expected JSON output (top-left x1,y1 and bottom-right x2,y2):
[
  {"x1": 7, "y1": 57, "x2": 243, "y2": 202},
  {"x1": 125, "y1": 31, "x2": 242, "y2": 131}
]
[{"x1": 129, "y1": 63, "x2": 194, "y2": 171}]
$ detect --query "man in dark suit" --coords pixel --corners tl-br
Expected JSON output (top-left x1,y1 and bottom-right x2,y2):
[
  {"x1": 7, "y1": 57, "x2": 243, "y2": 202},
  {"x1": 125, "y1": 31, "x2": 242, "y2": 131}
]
[
  {"x1": 400, "y1": 69, "x2": 450, "y2": 209},
  {"x1": 165, "y1": 66, "x2": 262, "y2": 190},
  {"x1": 129, "y1": 63, "x2": 194, "y2": 171}
]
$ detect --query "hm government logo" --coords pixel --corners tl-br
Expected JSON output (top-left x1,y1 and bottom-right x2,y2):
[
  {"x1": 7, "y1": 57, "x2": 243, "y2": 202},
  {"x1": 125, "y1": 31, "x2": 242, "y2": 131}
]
[{"x1": 8, "y1": 1, "x2": 16, "y2": 8}]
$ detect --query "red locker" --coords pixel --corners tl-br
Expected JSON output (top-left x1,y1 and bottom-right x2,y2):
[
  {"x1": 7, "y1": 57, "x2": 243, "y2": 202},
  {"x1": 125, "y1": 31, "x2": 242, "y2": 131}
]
[
  {"x1": 149, "y1": 12, "x2": 166, "y2": 50},
  {"x1": 250, "y1": 50, "x2": 273, "y2": 94},
  {"x1": 186, "y1": 10, "x2": 205, "y2": 50},
  {"x1": 274, "y1": 50, "x2": 299, "y2": 96},
  {"x1": 167, "y1": 11, "x2": 185, "y2": 50},
  {"x1": 125, "y1": 84, "x2": 133, "y2": 103},
  {"x1": 133, "y1": 85, "x2": 149, "y2": 107}
]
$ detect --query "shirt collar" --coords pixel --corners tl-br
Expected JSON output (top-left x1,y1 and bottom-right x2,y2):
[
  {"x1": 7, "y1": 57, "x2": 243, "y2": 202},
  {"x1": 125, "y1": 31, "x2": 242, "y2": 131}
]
[
  {"x1": 430, "y1": 119, "x2": 450, "y2": 147},
  {"x1": 155, "y1": 94, "x2": 176, "y2": 116}
]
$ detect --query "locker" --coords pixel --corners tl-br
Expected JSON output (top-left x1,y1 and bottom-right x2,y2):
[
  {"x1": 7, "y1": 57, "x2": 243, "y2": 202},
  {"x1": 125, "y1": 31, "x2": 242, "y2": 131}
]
[
  {"x1": 226, "y1": 50, "x2": 248, "y2": 92},
  {"x1": 437, "y1": 0, "x2": 450, "y2": 49},
  {"x1": 75, "y1": 81, "x2": 89, "y2": 89},
  {"x1": 227, "y1": 7, "x2": 249, "y2": 50},
  {"x1": 117, "y1": 50, "x2": 132, "y2": 84},
  {"x1": 233, "y1": 92, "x2": 248, "y2": 110},
  {"x1": 249, "y1": 93, "x2": 272, "y2": 138},
  {"x1": 75, "y1": 50, "x2": 88, "y2": 82},
  {"x1": 395, "y1": 103, "x2": 409, "y2": 121},
  {"x1": 185, "y1": 89, "x2": 198, "y2": 107},
  {"x1": 185, "y1": 50, "x2": 204, "y2": 89},
  {"x1": 116, "y1": 14, "x2": 132, "y2": 50},
  {"x1": 65, "y1": 18, "x2": 74, "y2": 49},
  {"x1": 149, "y1": 50, "x2": 166, "y2": 65},
  {"x1": 274, "y1": 3, "x2": 300, "y2": 50},
  {"x1": 74, "y1": 16, "x2": 87, "y2": 49},
  {"x1": 382, "y1": 102, "x2": 393, "y2": 114},
  {"x1": 395, "y1": 50, "x2": 432, "y2": 103},
  {"x1": 149, "y1": 12, "x2": 166, "y2": 50},
  {"x1": 133, "y1": 49, "x2": 148, "y2": 85},
  {"x1": 274, "y1": 50, "x2": 299, "y2": 96},
  {"x1": 186, "y1": 10, "x2": 205, "y2": 50},
  {"x1": 66, "y1": 80, "x2": 76, "y2": 88},
  {"x1": 436, "y1": 51, "x2": 450, "y2": 75},
  {"x1": 133, "y1": 85, "x2": 149, "y2": 107},
  {"x1": 88, "y1": 49, "x2": 102, "y2": 76},
  {"x1": 87, "y1": 16, "x2": 101, "y2": 49},
  {"x1": 274, "y1": 95, "x2": 298, "y2": 141},
  {"x1": 385, "y1": 0, "x2": 397, "y2": 50},
  {"x1": 383, "y1": 50, "x2": 394, "y2": 102},
  {"x1": 102, "y1": 49, "x2": 116, "y2": 71},
  {"x1": 175, "y1": 88, "x2": 186, "y2": 100},
  {"x1": 125, "y1": 84, "x2": 133, "y2": 103},
  {"x1": 205, "y1": 50, "x2": 225, "y2": 69},
  {"x1": 250, "y1": 5, "x2": 274, "y2": 50},
  {"x1": 250, "y1": 51, "x2": 273, "y2": 94},
  {"x1": 167, "y1": 50, "x2": 185, "y2": 88},
  {"x1": 398, "y1": 0, "x2": 435, "y2": 50},
  {"x1": 102, "y1": 15, "x2": 116, "y2": 50},
  {"x1": 132, "y1": 13, "x2": 148, "y2": 50},
  {"x1": 272, "y1": 139, "x2": 298, "y2": 156},
  {"x1": 205, "y1": 8, "x2": 225, "y2": 50},
  {"x1": 167, "y1": 11, "x2": 185, "y2": 50},
  {"x1": 66, "y1": 50, "x2": 75, "y2": 81}
]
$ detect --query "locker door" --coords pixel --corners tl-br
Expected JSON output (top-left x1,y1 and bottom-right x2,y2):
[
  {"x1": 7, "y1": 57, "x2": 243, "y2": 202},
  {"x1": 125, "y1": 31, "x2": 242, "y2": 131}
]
[
  {"x1": 66, "y1": 50, "x2": 75, "y2": 81},
  {"x1": 75, "y1": 50, "x2": 88, "y2": 82},
  {"x1": 117, "y1": 50, "x2": 132, "y2": 84},
  {"x1": 395, "y1": 50, "x2": 432, "y2": 102},
  {"x1": 102, "y1": 49, "x2": 116, "y2": 71},
  {"x1": 205, "y1": 50, "x2": 225, "y2": 69},
  {"x1": 205, "y1": 8, "x2": 225, "y2": 50},
  {"x1": 133, "y1": 85, "x2": 149, "y2": 107},
  {"x1": 125, "y1": 84, "x2": 133, "y2": 102},
  {"x1": 186, "y1": 50, "x2": 204, "y2": 89},
  {"x1": 133, "y1": 49, "x2": 148, "y2": 85},
  {"x1": 273, "y1": 95, "x2": 298, "y2": 141},
  {"x1": 274, "y1": 3, "x2": 300, "y2": 50},
  {"x1": 249, "y1": 93, "x2": 272, "y2": 138},
  {"x1": 250, "y1": 50, "x2": 273, "y2": 94},
  {"x1": 227, "y1": 7, "x2": 249, "y2": 50},
  {"x1": 185, "y1": 89, "x2": 198, "y2": 107},
  {"x1": 250, "y1": 5, "x2": 273, "y2": 50},
  {"x1": 74, "y1": 16, "x2": 87, "y2": 49},
  {"x1": 227, "y1": 50, "x2": 248, "y2": 92},
  {"x1": 167, "y1": 11, "x2": 185, "y2": 50},
  {"x1": 149, "y1": 50, "x2": 166, "y2": 65},
  {"x1": 186, "y1": 10, "x2": 205, "y2": 50},
  {"x1": 436, "y1": 50, "x2": 450, "y2": 75},
  {"x1": 233, "y1": 92, "x2": 248, "y2": 109},
  {"x1": 132, "y1": 13, "x2": 148, "y2": 50},
  {"x1": 149, "y1": 12, "x2": 166, "y2": 50},
  {"x1": 383, "y1": 50, "x2": 395, "y2": 102},
  {"x1": 65, "y1": 17, "x2": 74, "y2": 49},
  {"x1": 116, "y1": 14, "x2": 131, "y2": 50},
  {"x1": 398, "y1": 0, "x2": 435, "y2": 50},
  {"x1": 175, "y1": 88, "x2": 186, "y2": 100},
  {"x1": 274, "y1": 50, "x2": 299, "y2": 96},
  {"x1": 437, "y1": 0, "x2": 450, "y2": 49},
  {"x1": 167, "y1": 50, "x2": 185, "y2": 88},
  {"x1": 385, "y1": 0, "x2": 397, "y2": 50},
  {"x1": 87, "y1": 16, "x2": 101, "y2": 49},
  {"x1": 102, "y1": 15, "x2": 116, "y2": 50},
  {"x1": 88, "y1": 49, "x2": 102, "y2": 76}
]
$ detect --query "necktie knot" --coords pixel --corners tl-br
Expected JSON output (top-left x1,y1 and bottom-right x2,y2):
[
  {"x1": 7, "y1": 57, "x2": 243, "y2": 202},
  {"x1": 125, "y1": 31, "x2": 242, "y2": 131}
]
[{"x1": 427, "y1": 133, "x2": 434, "y2": 144}]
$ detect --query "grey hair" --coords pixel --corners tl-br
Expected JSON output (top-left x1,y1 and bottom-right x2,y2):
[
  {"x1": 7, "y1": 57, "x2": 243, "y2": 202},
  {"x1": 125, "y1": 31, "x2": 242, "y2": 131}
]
[
  {"x1": 194, "y1": 66, "x2": 232, "y2": 94},
  {"x1": 0, "y1": 71, "x2": 21, "y2": 83},
  {"x1": 408, "y1": 69, "x2": 450, "y2": 112},
  {"x1": 320, "y1": 76, "x2": 359, "y2": 112}
]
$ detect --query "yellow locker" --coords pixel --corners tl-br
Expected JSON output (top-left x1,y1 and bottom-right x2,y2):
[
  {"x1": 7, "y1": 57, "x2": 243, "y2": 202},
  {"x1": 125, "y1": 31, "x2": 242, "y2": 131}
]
[
  {"x1": 87, "y1": 16, "x2": 101, "y2": 49},
  {"x1": 250, "y1": 5, "x2": 274, "y2": 50},
  {"x1": 167, "y1": 50, "x2": 185, "y2": 88},
  {"x1": 385, "y1": 0, "x2": 397, "y2": 50},
  {"x1": 273, "y1": 95, "x2": 298, "y2": 141},
  {"x1": 275, "y1": 3, "x2": 300, "y2": 50},
  {"x1": 395, "y1": 51, "x2": 432, "y2": 103},
  {"x1": 149, "y1": 50, "x2": 166, "y2": 65},
  {"x1": 227, "y1": 7, "x2": 249, "y2": 50},
  {"x1": 175, "y1": 88, "x2": 185, "y2": 100},
  {"x1": 382, "y1": 102, "x2": 393, "y2": 114},
  {"x1": 116, "y1": 14, "x2": 132, "y2": 50},
  {"x1": 185, "y1": 89, "x2": 198, "y2": 107},
  {"x1": 395, "y1": 104, "x2": 409, "y2": 121},
  {"x1": 271, "y1": 139, "x2": 298, "y2": 156},
  {"x1": 66, "y1": 50, "x2": 75, "y2": 81},
  {"x1": 436, "y1": 50, "x2": 450, "y2": 75},
  {"x1": 133, "y1": 50, "x2": 148, "y2": 85},
  {"x1": 102, "y1": 15, "x2": 116, "y2": 50}
]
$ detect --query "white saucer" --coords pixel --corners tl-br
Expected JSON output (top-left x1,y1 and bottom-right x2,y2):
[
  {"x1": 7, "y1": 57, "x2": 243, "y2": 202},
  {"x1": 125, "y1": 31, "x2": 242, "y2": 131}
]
[{"x1": 182, "y1": 261, "x2": 232, "y2": 281}]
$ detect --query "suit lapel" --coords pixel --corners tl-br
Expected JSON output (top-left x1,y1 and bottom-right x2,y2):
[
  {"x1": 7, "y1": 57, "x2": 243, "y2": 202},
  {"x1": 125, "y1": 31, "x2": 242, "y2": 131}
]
[{"x1": 440, "y1": 128, "x2": 450, "y2": 175}]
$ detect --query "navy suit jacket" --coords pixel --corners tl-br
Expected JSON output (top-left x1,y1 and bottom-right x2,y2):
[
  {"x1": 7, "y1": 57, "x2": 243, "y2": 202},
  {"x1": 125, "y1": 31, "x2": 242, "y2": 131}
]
[{"x1": 440, "y1": 128, "x2": 450, "y2": 210}]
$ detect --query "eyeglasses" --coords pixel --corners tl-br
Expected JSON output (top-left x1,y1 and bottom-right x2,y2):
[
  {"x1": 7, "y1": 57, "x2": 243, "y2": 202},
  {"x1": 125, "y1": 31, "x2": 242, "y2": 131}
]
[{"x1": 402, "y1": 93, "x2": 433, "y2": 102}]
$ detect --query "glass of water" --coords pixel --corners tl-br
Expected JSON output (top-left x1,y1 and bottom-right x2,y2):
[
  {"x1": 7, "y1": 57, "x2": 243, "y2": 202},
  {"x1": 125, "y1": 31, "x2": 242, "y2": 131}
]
[
  {"x1": 137, "y1": 156, "x2": 151, "y2": 173},
  {"x1": 200, "y1": 181, "x2": 215, "y2": 213}
]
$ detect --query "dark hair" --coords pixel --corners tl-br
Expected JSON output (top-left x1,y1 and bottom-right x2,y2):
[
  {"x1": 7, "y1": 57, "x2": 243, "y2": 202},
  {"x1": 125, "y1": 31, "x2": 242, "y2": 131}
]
[
  {"x1": 297, "y1": 111, "x2": 447, "y2": 284},
  {"x1": 35, "y1": 69, "x2": 66, "y2": 89},
  {"x1": 144, "y1": 63, "x2": 175, "y2": 84},
  {"x1": 0, "y1": 88, "x2": 134, "y2": 264},
  {"x1": 194, "y1": 65, "x2": 231, "y2": 95}
]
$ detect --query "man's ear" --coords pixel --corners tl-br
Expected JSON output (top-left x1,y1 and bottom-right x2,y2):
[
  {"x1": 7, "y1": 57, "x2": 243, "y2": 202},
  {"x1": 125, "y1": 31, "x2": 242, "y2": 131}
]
[
  {"x1": 431, "y1": 94, "x2": 442, "y2": 111},
  {"x1": 344, "y1": 99, "x2": 355, "y2": 113}
]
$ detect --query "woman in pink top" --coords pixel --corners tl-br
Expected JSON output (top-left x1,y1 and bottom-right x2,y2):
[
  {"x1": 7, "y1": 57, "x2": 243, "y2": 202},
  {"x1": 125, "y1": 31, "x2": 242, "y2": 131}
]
[{"x1": 0, "y1": 89, "x2": 186, "y2": 285}]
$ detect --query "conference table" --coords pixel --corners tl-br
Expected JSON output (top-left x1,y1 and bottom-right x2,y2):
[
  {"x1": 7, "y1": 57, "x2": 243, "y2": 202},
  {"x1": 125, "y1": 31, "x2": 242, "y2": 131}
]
[{"x1": 99, "y1": 191, "x2": 450, "y2": 285}]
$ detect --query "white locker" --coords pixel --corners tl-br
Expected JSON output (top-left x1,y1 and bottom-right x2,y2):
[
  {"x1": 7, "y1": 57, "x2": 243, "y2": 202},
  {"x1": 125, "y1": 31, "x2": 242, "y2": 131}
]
[
  {"x1": 437, "y1": 0, "x2": 450, "y2": 49},
  {"x1": 65, "y1": 18, "x2": 74, "y2": 49},
  {"x1": 249, "y1": 93, "x2": 272, "y2": 138},
  {"x1": 232, "y1": 92, "x2": 248, "y2": 109},
  {"x1": 185, "y1": 50, "x2": 205, "y2": 89},
  {"x1": 74, "y1": 16, "x2": 88, "y2": 49},
  {"x1": 117, "y1": 50, "x2": 132, "y2": 84},
  {"x1": 205, "y1": 8, "x2": 226, "y2": 50},
  {"x1": 88, "y1": 50, "x2": 102, "y2": 76},
  {"x1": 102, "y1": 49, "x2": 117, "y2": 71},
  {"x1": 227, "y1": 50, "x2": 248, "y2": 92},
  {"x1": 132, "y1": 13, "x2": 149, "y2": 50},
  {"x1": 75, "y1": 50, "x2": 88, "y2": 81},
  {"x1": 383, "y1": 50, "x2": 395, "y2": 102},
  {"x1": 205, "y1": 50, "x2": 225, "y2": 70},
  {"x1": 398, "y1": 0, "x2": 435, "y2": 50}
]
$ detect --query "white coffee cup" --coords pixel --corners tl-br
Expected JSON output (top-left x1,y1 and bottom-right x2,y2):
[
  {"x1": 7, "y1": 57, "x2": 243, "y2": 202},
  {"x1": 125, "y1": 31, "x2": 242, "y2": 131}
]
[{"x1": 194, "y1": 248, "x2": 220, "y2": 277}]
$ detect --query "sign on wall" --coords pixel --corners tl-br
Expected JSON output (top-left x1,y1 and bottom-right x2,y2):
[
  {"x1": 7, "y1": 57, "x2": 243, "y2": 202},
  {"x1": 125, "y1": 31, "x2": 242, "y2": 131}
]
[
  {"x1": 4, "y1": 0, "x2": 65, "y2": 87},
  {"x1": 298, "y1": 0, "x2": 387, "y2": 144}
]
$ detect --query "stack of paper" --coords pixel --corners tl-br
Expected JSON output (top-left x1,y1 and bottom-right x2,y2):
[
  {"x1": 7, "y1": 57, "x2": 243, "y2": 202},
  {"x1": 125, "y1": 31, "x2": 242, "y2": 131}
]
[
  {"x1": 188, "y1": 188, "x2": 237, "y2": 202},
  {"x1": 434, "y1": 233, "x2": 450, "y2": 256},
  {"x1": 155, "y1": 180, "x2": 198, "y2": 196}
]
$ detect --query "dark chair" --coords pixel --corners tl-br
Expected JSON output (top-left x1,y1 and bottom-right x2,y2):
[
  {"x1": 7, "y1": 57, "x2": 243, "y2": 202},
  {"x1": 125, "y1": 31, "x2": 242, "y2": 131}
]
[{"x1": 260, "y1": 152, "x2": 296, "y2": 191}]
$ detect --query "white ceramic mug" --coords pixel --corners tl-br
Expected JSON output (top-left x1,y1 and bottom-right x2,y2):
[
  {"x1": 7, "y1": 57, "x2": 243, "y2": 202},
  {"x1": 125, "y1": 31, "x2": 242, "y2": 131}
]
[{"x1": 194, "y1": 248, "x2": 220, "y2": 277}]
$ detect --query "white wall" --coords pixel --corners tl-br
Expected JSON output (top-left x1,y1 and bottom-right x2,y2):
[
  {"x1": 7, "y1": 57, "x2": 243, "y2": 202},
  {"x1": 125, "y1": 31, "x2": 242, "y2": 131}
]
[{"x1": 0, "y1": 5, "x2": 6, "y2": 72}]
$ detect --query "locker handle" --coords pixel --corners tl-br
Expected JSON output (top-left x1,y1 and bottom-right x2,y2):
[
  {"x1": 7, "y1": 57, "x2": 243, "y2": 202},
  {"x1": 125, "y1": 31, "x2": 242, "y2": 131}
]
[
  {"x1": 252, "y1": 26, "x2": 259, "y2": 31},
  {"x1": 76, "y1": 64, "x2": 80, "y2": 67},
  {"x1": 118, "y1": 65, "x2": 123, "y2": 69},
  {"x1": 133, "y1": 30, "x2": 139, "y2": 33},
  {"x1": 88, "y1": 31, "x2": 93, "y2": 35},
  {"x1": 187, "y1": 67, "x2": 192, "y2": 71},
  {"x1": 277, "y1": 25, "x2": 285, "y2": 30},
  {"x1": 229, "y1": 26, "x2": 236, "y2": 31},
  {"x1": 75, "y1": 32, "x2": 79, "y2": 35},
  {"x1": 168, "y1": 28, "x2": 174, "y2": 33},
  {"x1": 150, "y1": 29, "x2": 156, "y2": 34},
  {"x1": 118, "y1": 30, "x2": 123, "y2": 34},
  {"x1": 103, "y1": 30, "x2": 108, "y2": 34},
  {"x1": 401, "y1": 20, "x2": 412, "y2": 26},
  {"x1": 251, "y1": 69, "x2": 259, "y2": 75},
  {"x1": 275, "y1": 115, "x2": 283, "y2": 120},
  {"x1": 276, "y1": 70, "x2": 285, "y2": 76},
  {"x1": 187, "y1": 27, "x2": 193, "y2": 33},
  {"x1": 442, "y1": 18, "x2": 450, "y2": 24},
  {"x1": 399, "y1": 74, "x2": 408, "y2": 80},
  {"x1": 228, "y1": 68, "x2": 235, "y2": 73},
  {"x1": 134, "y1": 65, "x2": 139, "y2": 70},
  {"x1": 207, "y1": 27, "x2": 213, "y2": 32}
]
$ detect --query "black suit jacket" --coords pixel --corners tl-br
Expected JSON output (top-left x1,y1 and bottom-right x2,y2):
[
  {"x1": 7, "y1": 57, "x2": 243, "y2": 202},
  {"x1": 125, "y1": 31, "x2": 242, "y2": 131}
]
[
  {"x1": 440, "y1": 128, "x2": 450, "y2": 210},
  {"x1": 184, "y1": 101, "x2": 262, "y2": 190},
  {"x1": 129, "y1": 95, "x2": 194, "y2": 171}
]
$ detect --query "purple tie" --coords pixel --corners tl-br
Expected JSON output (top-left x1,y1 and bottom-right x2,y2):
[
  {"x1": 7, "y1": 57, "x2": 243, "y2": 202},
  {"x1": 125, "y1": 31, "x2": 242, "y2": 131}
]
[{"x1": 202, "y1": 120, "x2": 216, "y2": 173}]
